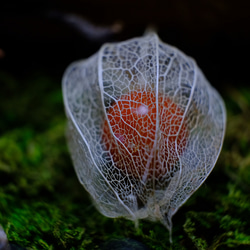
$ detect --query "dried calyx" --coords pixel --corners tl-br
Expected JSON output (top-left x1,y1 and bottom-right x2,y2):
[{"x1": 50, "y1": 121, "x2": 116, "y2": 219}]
[{"x1": 62, "y1": 32, "x2": 226, "y2": 242}]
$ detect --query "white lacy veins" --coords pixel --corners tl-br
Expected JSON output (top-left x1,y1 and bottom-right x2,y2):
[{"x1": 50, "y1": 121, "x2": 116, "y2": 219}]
[{"x1": 62, "y1": 32, "x2": 226, "y2": 242}]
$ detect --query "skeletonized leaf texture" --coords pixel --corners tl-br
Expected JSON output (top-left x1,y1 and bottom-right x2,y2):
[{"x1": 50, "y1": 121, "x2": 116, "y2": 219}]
[{"x1": 62, "y1": 33, "x2": 226, "y2": 241}]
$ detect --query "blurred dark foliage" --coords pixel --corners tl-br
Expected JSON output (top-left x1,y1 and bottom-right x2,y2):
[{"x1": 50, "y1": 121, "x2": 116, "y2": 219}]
[
  {"x1": 0, "y1": 0, "x2": 250, "y2": 90},
  {"x1": 0, "y1": 2, "x2": 250, "y2": 249}
]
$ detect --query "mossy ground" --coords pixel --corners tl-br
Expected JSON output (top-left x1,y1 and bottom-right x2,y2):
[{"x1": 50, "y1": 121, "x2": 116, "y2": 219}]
[{"x1": 0, "y1": 69, "x2": 250, "y2": 250}]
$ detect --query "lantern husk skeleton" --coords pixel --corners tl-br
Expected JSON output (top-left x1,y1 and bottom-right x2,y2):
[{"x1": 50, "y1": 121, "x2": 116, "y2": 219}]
[{"x1": 62, "y1": 33, "x2": 226, "y2": 241}]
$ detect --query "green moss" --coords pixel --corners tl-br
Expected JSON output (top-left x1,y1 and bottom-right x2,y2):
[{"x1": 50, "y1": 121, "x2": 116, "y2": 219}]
[{"x1": 0, "y1": 70, "x2": 250, "y2": 249}]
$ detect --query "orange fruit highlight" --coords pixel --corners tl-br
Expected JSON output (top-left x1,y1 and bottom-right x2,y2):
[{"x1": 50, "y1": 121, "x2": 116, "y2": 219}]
[{"x1": 102, "y1": 91, "x2": 188, "y2": 180}]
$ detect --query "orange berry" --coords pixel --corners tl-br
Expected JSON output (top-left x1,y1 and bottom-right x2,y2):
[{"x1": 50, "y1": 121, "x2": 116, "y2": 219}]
[{"x1": 102, "y1": 91, "x2": 188, "y2": 180}]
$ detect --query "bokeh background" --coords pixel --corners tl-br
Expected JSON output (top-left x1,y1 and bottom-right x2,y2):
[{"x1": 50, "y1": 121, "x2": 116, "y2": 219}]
[
  {"x1": 1, "y1": 0, "x2": 250, "y2": 87},
  {"x1": 0, "y1": 1, "x2": 250, "y2": 249}
]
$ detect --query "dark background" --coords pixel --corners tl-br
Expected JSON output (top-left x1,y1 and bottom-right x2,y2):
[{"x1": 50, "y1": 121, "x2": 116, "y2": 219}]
[
  {"x1": 0, "y1": 1, "x2": 250, "y2": 249},
  {"x1": 0, "y1": 0, "x2": 250, "y2": 91}
]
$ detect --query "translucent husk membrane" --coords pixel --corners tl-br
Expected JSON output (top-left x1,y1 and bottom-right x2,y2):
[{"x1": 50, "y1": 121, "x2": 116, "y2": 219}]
[{"x1": 62, "y1": 33, "x2": 226, "y2": 242}]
